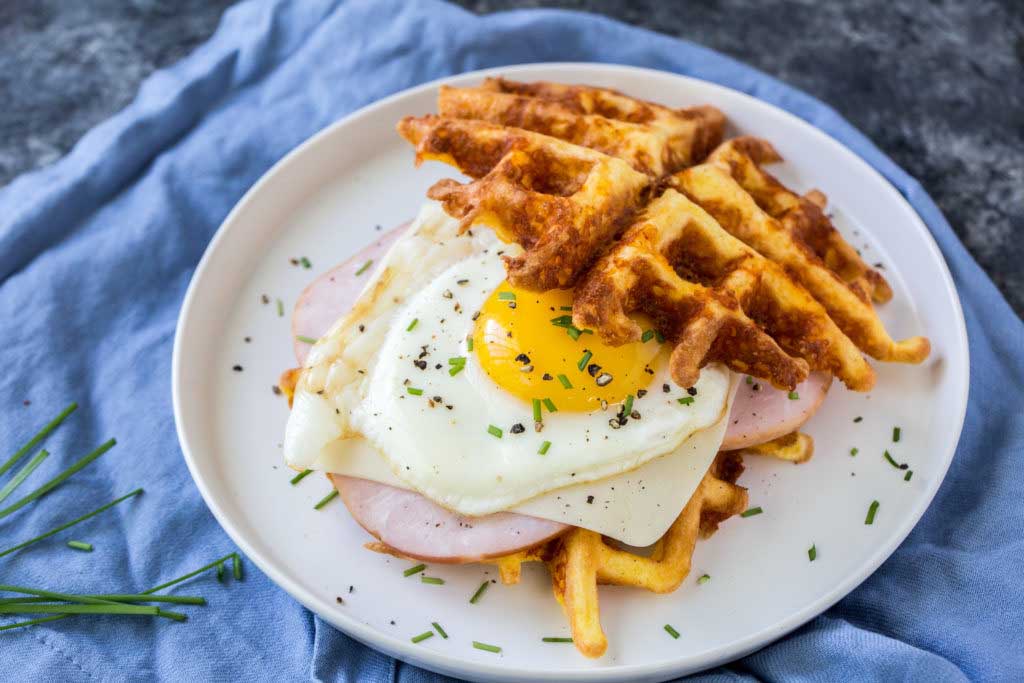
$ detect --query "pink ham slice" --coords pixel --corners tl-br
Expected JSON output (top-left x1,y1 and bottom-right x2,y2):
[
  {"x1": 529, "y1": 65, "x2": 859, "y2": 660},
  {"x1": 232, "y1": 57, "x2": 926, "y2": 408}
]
[
  {"x1": 292, "y1": 224, "x2": 406, "y2": 365},
  {"x1": 328, "y1": 474, "x2": 566, "y2": 563},
  {"x1": 293, "y1": 223, "x2": 828, "y2": 561},
  {"x1": 721, "y1": 372, "x2": 832, "y2": 451}
]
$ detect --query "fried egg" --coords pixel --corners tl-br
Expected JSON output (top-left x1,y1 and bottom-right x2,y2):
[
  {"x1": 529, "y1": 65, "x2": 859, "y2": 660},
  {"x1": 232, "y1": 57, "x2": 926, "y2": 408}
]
[{"x1": 285, "y1": 202, "x2": 730, "y2": 516}]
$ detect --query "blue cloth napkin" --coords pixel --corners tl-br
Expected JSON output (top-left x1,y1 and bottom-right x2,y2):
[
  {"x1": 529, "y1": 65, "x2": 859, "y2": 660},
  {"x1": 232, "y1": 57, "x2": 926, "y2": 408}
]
[{"x1": 1, "y1": 0, "x2": 1021, "y2": 680}]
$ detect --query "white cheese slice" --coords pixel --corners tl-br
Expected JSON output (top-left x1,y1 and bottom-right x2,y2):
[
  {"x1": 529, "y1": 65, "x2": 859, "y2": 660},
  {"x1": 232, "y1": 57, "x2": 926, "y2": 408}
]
[{"x1": 308, "y1": 375, "x2": 737, "y2": 546}]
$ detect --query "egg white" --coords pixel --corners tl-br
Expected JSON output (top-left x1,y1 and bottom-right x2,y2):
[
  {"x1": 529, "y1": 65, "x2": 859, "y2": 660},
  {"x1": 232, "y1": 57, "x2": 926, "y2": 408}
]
[{"x1": 285, "y1": 202, "x2": 730, "y2": 516}]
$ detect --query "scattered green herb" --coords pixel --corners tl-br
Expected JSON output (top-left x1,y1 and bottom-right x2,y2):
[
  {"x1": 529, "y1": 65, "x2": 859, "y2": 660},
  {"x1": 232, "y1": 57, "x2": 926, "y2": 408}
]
[
  {"x1": 677, "y1": 396, "x2": 694, "y2": 406},
  {"x1": 472, "y1": 641, "x2": 501, "y2": 653},
  {"x1": 407, "y1": 387, "x2": 423, "y2": 396},
  {"x1": 469, "y1": 581, "x2": 489, "y2": 604},
  {"x1": 487, "y1": 425, "x2": 503, "y2": 439},
  {"x1": 420, "y1": 576, "x2": 445, "y2": 585},
  {"x1": 740, "y1": 507, "x2": 763, "y2": 518},
  {"x1": 542, "y1": 637, "x2": 573, "y2": 643},
  {"x1": 411, "y1": 631, "x2": 434, "y2": 644},
  {"x1": 577, "y1": 350, "x2": 593, "y2": 372},
  {"x1": 557, "y1": 374, "x2": 573, "y2": 389},
  {"x1": 865, "y1": 500, "x2": 880, "y2": 525},
  {"x1": 893, "y1": 426, "x2": 901, "y2": 442},
  {"x1": 432, "y1": 622, "x2": 448, "y2": 639},
  {"x1": 355, "y1": 259, "x2": 373, "y2": 276},
  {"x1": 0, "y1": 402, "x2": 77, "y2": 477},
  {"x1": 542, "y1": 398, "x2": 557, "y2": 413},
  {"x1": 664, "y1": 624, "x2": 681, "y2": 639},
  {"x1": 406, "y1": 318, "x2": 419, "y2": 332},
  {"x1": 697, "y1": 574, "x2": 710, "y2": 585},
  {"x1": 403, "y1": 564, "x2": 426, "y2": 578},
  {"x1": 313, "y1": 490, "x2": 338, "y2": 510},
  {"x1": 538, "y1": 441, "x2": 551, "y2": 456},
  {"x1": 532, "y1": 399, "x2": 543, "y2": 424},
  {"x1": 808, "y1": 544, "x2": 817, "y2": 562},
  {"x1": 289, "y1": 469, "x2": 313, "y2": 485},
  {"x1": 66, "y1": 541, "x2": 93, "y2": 552},
  {"x1": 295, "y1": 335, "x2": 318, "y2": 344},
  {"x1": 0, "y1": 449, "x2": 49, "y2": 504},
  {"x1": 788, "y1": 391, "x2": 800, "y2": 400},
  {"x1": 0, "y1": 438, "x2": 116, "y2": 521}
]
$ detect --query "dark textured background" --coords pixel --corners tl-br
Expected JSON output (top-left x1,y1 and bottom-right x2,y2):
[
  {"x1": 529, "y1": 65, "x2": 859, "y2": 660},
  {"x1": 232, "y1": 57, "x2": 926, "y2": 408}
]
[{"x1": 2, "y1": 0, "x2": 1021, "y2": 317}]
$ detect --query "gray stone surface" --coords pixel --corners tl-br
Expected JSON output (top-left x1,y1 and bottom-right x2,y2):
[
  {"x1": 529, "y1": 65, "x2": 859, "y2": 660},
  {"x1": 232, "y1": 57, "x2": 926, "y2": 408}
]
[{"x1": 2, "y1": 0, "x2": 1021, "y2": 317}]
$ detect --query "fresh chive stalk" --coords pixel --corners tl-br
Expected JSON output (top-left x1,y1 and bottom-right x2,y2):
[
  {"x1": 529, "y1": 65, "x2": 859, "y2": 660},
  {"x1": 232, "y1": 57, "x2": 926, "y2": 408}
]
[
  {"x1": 0, "y1": 488, "x2": 143, "y2": 558},
  {"x1": 289, "y1": 469, "x2": 313, "y2": 485},
  {"x1": 0, "y1": 438, "x2": 117, "y2": 521},
  {"x1": 0, "y1": 449, "x2": 50, "y2": 504},
  {"x1": 0, "y1": 402, "x2": 77, "y2": 477},
  {"x1": 542, "y1": 637, "x2": 573, "y2": 643}
]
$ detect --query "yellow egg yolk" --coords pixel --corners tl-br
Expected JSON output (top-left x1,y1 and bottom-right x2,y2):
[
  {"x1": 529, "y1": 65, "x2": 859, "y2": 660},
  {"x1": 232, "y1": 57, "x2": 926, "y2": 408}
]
[{"x1": 472, "y1": 282, "x2": 664, "y2": 412}]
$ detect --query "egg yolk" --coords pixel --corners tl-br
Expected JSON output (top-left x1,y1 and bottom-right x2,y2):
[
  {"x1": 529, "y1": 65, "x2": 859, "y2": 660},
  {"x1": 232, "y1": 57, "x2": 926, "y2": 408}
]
[{"x1": 472, "y1": 282, "x2": 664, "y2": 412}]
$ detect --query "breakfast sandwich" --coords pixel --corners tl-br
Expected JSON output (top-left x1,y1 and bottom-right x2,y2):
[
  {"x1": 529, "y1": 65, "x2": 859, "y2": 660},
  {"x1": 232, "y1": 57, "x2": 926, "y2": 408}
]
[{"x1": 279, "y1": 79, "x2": 930, "y2": 658}]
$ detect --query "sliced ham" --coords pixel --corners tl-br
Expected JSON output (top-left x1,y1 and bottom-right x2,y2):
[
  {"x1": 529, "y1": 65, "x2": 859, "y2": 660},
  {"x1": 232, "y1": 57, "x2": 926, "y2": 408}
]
[
  {"x1": 292, "y1": 223, "x2": 406, "y2": 365},
  {"x1": 721, "y1": 372, "x2": 832, "y2": 451},
  {"x1": 293, "y1": 225, "x2": 829, "y2": 561},
  {"x1": 329, "y1": 474, "x2": 567, "y2": 562}
]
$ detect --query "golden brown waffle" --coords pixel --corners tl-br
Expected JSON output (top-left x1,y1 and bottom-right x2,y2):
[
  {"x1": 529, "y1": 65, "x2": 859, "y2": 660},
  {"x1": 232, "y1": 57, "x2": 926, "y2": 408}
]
[
  {"x1": 671, "y1": 148, "x2": 929, "y2": 365},
  {"x1": 706, "y1": 137, "x2": 892, "y2": 303},
  {"x1": 398, "y1": 81, "x2": 929, "y2": 391},
  {"x1": 397, "y1": 115, "x2": 650, "y2": 290},
  {"x1": 573, "y1": 188, "x2": 875, "y2": 390},
  {"x1": 437, "y1": 79, "x2": 725, "y2": 175}
]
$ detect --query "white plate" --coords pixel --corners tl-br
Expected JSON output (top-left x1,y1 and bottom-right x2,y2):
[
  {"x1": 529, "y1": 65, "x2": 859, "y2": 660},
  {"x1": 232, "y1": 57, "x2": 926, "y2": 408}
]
[{"x1": 172, "y1": 63, "x2": 968, "y2": 682}]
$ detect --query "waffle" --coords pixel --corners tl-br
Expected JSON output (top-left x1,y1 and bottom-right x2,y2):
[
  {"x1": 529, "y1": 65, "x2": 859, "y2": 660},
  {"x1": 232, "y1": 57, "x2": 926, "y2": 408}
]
[
  {"x1": 437, "y1": 79, "x2": 725, "y2": 176},
  {"x1": 573, "y1": 188, "x2": 875, "y2": 390},
  {"x1": 397, "y1": 115, "x2": 650, "y2": 290},
  {"x1": 671, "y1": 146, "x2": 929, "y2": 365}
]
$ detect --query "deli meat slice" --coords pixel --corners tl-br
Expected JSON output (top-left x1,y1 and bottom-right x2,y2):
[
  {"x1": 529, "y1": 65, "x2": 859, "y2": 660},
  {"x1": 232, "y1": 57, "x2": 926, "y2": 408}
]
[
  {"x1": 329, "y1": 474, "x2": 567, "y2": 562},
  {"x1": 292, "y1": 224, "x2": 405, "y2": 365},
  {"x1": 721, "y1": 372, "x2": 832, "y2": 451}
]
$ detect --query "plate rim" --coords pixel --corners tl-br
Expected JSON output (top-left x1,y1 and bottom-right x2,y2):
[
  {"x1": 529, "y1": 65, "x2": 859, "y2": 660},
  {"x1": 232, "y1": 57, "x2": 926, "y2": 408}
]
[{"x1": 172, "y1": 61, "x2": 970, "y2": 682}]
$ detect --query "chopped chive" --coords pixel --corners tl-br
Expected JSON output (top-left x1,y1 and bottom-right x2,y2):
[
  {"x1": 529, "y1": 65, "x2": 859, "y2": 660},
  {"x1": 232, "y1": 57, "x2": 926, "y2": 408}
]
[
  {"x1": 566, "y1": 326, "x2": 582, "y2": 341},
  {"x1": 808, "y1": 544, "x2": 817, "y2": 561},
  {"x1": 549, "y1": 315, "x2": 573, "y2": 327},
  {"x1": 641, "y1": 329, "x2": 655, "y2": 343},
  {"x1": 542, "y1": 637, "x2": 573, "y2": 643},
  {"x1": 788, "y1": 391, "x2": 800, "y2": 400},
  {"x1": 355, "y1": 259, "x2": 373, "y2": 276},
  {"x1": 532, "y1": 399, "x2": 542, "y2": 424},
  {"x1": 469, "y1": 581, "x2": 489, "y2": 604},
  {"x1": 295, "y1": 335, "x2": 318, "y2": 344},
  {"x1": 542, "y1": 398, "x2": 557, "y2": 413},
  {"x1": 466, "y1": 337, "x2": 474, "y2": 352},
  {"x1": 403, "y1": 564, "x2": 426, "y2": 577},
  {"x1": 66, "y1": 540, "x2": 93, "y2": 552},
  {"x1": 664, "y1": 624, "x2": 681, "y2": 639},
  {"x1": 497, "y1": 291, "x2": 516, "y2": 301},
  {"x1": 623, "y1": 394, "x2": 634, "y2": 417},
  {"x1": 313, "y1": 490, "x2": 339, "y2": 510},
  {"x1": 904, "y1": 470, "x2": 913, "y2": 482},
  {"x1": 276, "y1": 299, "x2": 284, "y2": 317},
  {"x1": 0, "y1": 438, "x2": 116, "y2": 522},
  {"x1": 883, "y1": 450, "x2": 908, "y2": 470},
  {"x1": 0, "y1": 402, "x2": 77, "y2": 477},
  {"x1": 740, "y1": 506, "x2": 763, "y2": 518},
  {"x1": 232, "y1": 554, "x2": 243, "y2": 581},
  {"x1": 420, "y1": 576, "x2": 445, "y2": 585},
  {"x1": 487, "y1": 425, "x2": 503, "y2": 439},
  {"x1": 407, "y1": 387, "x2": 424, "y2": 396},
  {"x1": 472, "y1": 640, "x2": 501, "y2": 653},
  {"x1": 448, "y1": 356, "x2": 467, "y2": 377},
  {"x1": 411, "y1": 630, "x2": 434, "y2": 644},
  {"x1": 560, "y1": 306, "x2": 573, "y2": 311},
  {"x1": 289, "y1": 469, "x2": 313, "y2": 485},
  {"x1": 0, "y1": 488, "x2": 142, "y2": 558},
  {"x1": 654, "y1": 330, "x2": 665, "y2": 343},
  {"x1": 538, "y1": 441, "x2": 552, "y2": 455},
  {"x1": 745, "y1": 375, "x2": 754, "y2": 385},
  {"x1": 557, "y1": 374, "x2": 572, "y2": 389},
  {"x1": 0, "y1": 449, "x2": 49, "y2": 504},
  {"x1": 893, "y1": 426, "x2": 901, "y2": 442},
  {"x1": 850, "y1": 448, "x2": 859, "y2": 456},
  {"x1": 865, "y1": 500, "x2": 880, "y2": 525},
  {"x1": 677, "y1": 396, "x2": 694, "y2": 406},
  {"x1": 406, "y1": 318, "x2": 419, "y2": 332},
  {"x1": 0, "y1": 615, "x2": 70, "y2": 632},
  {"x1": 697, "y1": 574, "x2": 710, "y2": 585},
  {"x1": 577, "y1": 350, "x2": 592, "y2": 372},
  {"x1": 299, "y1": 257, "x2": 311, "y2": 269},
  {"x1": 432, "y1": 622, "x2": 448, "y2": 638}
]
